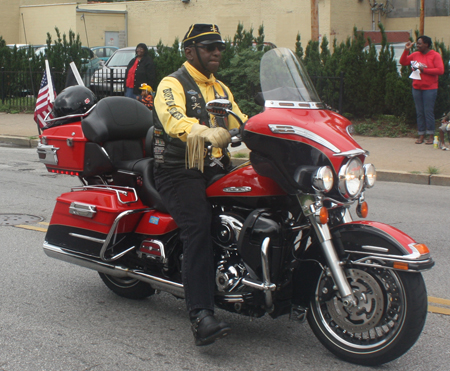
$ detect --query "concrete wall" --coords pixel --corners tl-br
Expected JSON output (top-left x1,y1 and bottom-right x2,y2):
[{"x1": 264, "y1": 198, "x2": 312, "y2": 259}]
[
  {"x1": 19, "y1": 3, "x2": 77, "y2": 45},
  {"x1": 0, "y1": 0, "x2": 20, "y2": 44},
  {"x1": 82, "y1": 0, "x2": 312, "y2": 50},
  {"x1": 2, "y1": 0, "x2": 450, "y2": 49}
]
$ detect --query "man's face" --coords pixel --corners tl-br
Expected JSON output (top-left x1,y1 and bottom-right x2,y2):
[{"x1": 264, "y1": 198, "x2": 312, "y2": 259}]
[{"x1": 185, "y1": 42, "x2": 224, "y2": 77}]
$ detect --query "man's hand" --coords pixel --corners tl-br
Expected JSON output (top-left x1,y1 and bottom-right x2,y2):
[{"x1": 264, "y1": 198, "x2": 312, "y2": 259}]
[
  {"x1": 201, "y1": 127, "x2": 231, "y2": 148},
  {"x1": 188, "y1": 124, "x2": 231, "y2": 148}
]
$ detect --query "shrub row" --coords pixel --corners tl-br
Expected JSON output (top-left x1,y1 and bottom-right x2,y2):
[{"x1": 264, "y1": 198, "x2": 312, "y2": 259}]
[{"x1": 1, "y1": 24, "x2": 449, "y2": 123}]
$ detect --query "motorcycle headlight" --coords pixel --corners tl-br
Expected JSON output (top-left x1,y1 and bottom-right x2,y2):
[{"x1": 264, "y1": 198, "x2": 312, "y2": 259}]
[
  {"x1": 312, "y1": 166, "x2": 334, "y2": 193},
  {"x1": 338, "y1": 157, "x2": 364, "y2": 199},
  {"x1": 364, "y1": 163, "x2": 376, "y2": 188}
]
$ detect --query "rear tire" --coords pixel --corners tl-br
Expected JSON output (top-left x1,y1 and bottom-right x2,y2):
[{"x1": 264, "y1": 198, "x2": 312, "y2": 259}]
[
  {"x1": 307, "y1": 266, "x2": 428, "y2": 366},
  {"x1": 99, "y1": 273, "x2": 155, "y2": 300}
]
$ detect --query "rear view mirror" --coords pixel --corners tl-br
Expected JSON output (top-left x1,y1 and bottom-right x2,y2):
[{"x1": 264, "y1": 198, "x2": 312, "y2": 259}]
[{"x1": 205, "y1": 99, "x2": 232, "y2": 117}]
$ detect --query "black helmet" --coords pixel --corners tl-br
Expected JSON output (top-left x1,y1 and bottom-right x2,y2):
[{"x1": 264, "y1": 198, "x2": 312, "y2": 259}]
[{"x1": 53, "y1": 85, "x2": 97, "y2": 120}]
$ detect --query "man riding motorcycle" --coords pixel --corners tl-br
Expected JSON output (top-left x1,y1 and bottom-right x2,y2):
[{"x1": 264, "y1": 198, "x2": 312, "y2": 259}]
[{"x1": 152, "y1": 23, "x2": 248, "y2": 346}]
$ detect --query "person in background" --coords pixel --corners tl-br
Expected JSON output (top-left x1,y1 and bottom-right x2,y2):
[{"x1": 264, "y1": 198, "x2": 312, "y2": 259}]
[
  {"x1": 137, "y1": 83, "x2": 154, "y2": 110},
  {"x1": 152, "y1": 24, "x2": 247, "y2": 346},
  {"x1": 438, "y1": 113, "x2": 450, "y2": 150},
  {"x1": 124, "y1": 43, "x2": 155, "y2": 99},
  {"x1": 400, "y1": 36, "x2": 444, "y2": 145}
]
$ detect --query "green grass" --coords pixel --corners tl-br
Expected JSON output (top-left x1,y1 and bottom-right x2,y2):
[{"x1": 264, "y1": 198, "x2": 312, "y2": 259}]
[
  {"x1": 351, "y1": 115, "x2": 416, "y2": 138},
  {"x1": 427, "y1": 166, "x2": 440, "y2": 175}
]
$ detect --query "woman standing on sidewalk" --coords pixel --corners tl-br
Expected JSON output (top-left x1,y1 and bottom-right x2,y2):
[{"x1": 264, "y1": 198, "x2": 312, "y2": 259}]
[{"x1": 400, "y1": 36, "x2": 444, "y2": 145}]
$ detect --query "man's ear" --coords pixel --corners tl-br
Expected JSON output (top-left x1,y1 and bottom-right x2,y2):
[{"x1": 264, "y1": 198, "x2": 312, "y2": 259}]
[{"x1": 185, "y1": 47, "x2": 194, "y2": 62}]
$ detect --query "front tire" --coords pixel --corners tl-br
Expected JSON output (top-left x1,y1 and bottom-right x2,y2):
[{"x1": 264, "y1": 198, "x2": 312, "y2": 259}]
[
  {"x1": 307, "y1": 266, "x2": 428, "y2": 366},
  {"x1": 99, "y1": 273, "x2": 155, "y2": 300}
]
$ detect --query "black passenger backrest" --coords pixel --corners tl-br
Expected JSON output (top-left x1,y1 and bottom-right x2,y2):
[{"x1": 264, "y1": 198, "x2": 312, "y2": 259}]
[
  {"x1": 82, "y1": 96, "x2": 153, "y2": 168},
  {"x1": 82, "y1": 96, "x2": 153, "y2": 143}
]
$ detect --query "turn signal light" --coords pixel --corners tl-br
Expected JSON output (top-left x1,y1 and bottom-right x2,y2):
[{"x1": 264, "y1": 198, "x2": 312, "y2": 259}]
[
  {"x1": 319, "y1": 207, "x2": 329, "y2": 224},
  {"x1": 414, "y1": 243, "x2": 430, "y2": 255},
  {"x1": 393, "y1": 262, "x2": 409, "y2": 270},
  {"x1": 356, "y1": 201, "x2": 369, "y2": 218}
]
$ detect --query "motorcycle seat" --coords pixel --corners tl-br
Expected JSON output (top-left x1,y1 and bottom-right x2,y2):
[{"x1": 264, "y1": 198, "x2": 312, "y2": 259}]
[{"x1": 113, "y1": 157, "x2": 168, "y2": 214}]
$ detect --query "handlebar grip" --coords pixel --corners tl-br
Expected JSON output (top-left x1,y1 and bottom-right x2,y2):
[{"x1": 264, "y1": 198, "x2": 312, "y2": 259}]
[{"x1": 229, "y1": 128, "x2": 240, "y2": 137}]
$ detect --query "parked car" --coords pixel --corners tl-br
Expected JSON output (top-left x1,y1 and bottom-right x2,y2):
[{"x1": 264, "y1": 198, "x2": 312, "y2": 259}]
[
  {"x1": 91, "y1": 46, "x2": 119, "y2": 61},
  {"x1": 34, "y1": 45, "x2": 102, "y2": 86},
  {"x1": 89, "y1": 46, "x2": 137, "y2": 96}
]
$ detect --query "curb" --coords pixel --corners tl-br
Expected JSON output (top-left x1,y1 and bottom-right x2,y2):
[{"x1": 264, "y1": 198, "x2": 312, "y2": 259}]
[
  {"x1": 0, "y1": 135, "x2": 39, "y2": 148},
  {"x1": 1, "y1": 136, "x2": 449, "y2": 187}
]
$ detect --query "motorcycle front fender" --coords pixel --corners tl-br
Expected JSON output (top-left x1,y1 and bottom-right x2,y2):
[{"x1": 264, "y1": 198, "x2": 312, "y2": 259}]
[{"x1": 332, "y1": 221, "x2": 434, "y2": 272}]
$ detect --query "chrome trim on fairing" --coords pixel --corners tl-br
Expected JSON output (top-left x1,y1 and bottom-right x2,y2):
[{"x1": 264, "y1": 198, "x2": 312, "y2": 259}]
[
  {"x1": 37, "y1": 143, "x2": 59, "y2": 165},
  {"x1": 43, "y1": 242, "x2": 186, "y2": 298},
  {"x1": 265, "y1": 101, "x2": 324, "y2": 110},
  {"x1": 223, "y1": 186, "x2": 252, "y2": 193},
  {"x1": 333, "y1": 148, "x2": 368, "y2": 157},
  {"x1": 268, "y1": 124, "x2": 341, "y2": 153}
]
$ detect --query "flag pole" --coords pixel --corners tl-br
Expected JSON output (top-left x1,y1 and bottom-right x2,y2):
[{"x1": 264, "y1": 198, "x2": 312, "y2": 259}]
[
  {"x1": 69, "y1": 62, "x2": 85, "y2": 86},
  {"x1": 45, "y1": 59, "x2": 55, "y2": 103}
]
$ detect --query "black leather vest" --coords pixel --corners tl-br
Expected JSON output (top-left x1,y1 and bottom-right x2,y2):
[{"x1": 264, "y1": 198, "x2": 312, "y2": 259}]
[{"x1": 153, "y1": 65, "x2": 228, "y2": 168}]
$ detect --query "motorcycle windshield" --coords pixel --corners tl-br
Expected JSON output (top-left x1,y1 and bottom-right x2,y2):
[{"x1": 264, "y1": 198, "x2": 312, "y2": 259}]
[{"x1": 260, "y1": 47, "x2": 321, "y2": 105}]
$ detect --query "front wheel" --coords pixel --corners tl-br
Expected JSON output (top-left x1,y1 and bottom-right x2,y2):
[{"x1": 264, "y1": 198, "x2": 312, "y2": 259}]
[
  {"x1": 307, "y1": 266, "x2": 428, "y2": 366},
  {"x1": 99, "y1": 273, "x2": 155, "y2": 300}
]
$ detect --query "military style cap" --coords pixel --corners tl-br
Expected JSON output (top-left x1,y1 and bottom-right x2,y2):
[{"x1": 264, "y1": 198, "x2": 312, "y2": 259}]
[{"x1": 183, "y1": 24, "x2": 224, "y2": 48}]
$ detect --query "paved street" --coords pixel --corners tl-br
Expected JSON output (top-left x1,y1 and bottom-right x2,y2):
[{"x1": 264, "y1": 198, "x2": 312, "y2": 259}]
[{"x1": 0, "y1": 146, "x2": 449, "y2": 370}]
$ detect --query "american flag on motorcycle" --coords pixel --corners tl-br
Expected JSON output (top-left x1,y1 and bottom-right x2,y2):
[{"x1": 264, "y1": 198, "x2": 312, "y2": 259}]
[{"x1": 34, "y1": 60, "x2": 56, "y2": 129}]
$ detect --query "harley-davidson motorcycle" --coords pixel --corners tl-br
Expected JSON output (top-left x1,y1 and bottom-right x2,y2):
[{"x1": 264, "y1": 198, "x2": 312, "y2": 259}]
[{"x1": 37, "y1": 47, "x2": 434, "y2": 366}]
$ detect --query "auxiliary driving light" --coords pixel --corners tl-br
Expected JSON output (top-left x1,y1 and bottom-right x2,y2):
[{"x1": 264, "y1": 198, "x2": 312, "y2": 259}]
[
  {"x1": 364, "y1": 163, "x2": 376, "y2": 188},
  {"x1": 312, "y1": 166, "x2": 334, "y2": 193}
]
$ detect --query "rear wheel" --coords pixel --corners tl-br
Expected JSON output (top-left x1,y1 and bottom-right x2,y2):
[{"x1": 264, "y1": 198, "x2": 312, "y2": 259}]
[
  {"x1": 307, "y1": 266, "x2": 428, "y2": 366},
  {"x1": 99, "y1": 273, "x2": 155, "y2": 300}
]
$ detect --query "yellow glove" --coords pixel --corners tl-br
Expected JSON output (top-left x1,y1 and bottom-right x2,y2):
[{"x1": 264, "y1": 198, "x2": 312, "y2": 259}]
[
  {"x1": 186, "y1": 124, "x2": 231, "y2": 172},
  {"x1": 201, "y1": 127, "x2": 231, "y2": 148}
]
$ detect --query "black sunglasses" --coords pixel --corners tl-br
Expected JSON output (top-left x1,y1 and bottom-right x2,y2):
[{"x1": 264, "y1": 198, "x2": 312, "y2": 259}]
[{"x1": 196, "y1": 43, "x2": 226, "y2": 52}]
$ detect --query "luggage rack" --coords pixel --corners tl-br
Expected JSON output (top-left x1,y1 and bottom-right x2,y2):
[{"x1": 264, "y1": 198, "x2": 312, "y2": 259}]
[{"x1": 71, "y1": 185, "x2": 139, "y2": 205}]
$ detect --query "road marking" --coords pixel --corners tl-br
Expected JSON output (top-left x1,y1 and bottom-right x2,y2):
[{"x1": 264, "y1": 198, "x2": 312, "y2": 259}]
[
  {"x1": 13, "y1": 224, "x2": 48, "y2": 232},
  {"x1": 10, "y1": 223, "x2": 450, "y2": 316},
  {"x1": 428, "y1": 296, "x2": 450, "y2": 316},
  {"x1": 428, "y1": 305, "x2": 450, "y2": 315}
]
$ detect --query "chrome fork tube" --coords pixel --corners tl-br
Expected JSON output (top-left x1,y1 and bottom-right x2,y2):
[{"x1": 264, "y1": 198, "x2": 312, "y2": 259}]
[{"x1": 298, "y1": 195, "x2": 355, "y2": 307}]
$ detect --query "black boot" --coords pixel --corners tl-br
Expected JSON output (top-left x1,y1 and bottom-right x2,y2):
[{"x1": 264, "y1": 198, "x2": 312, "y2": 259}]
[{"x1": 190, "y1": 309, "x2": 231, "y2": 346}]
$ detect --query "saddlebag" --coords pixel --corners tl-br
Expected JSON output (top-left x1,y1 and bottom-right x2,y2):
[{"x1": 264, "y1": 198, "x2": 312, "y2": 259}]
[{"x1": 45, "y1": 186, "x2": 149, "y2": 257}]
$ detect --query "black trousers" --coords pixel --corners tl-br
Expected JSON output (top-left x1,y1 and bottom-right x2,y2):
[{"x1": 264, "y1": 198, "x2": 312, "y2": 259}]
[{"x1": 154, "y1": 165, "x2": 226, "y2": 313}]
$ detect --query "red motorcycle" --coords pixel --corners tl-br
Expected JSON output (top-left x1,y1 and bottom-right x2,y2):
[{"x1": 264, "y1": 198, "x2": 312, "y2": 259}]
[{"x1": 37, "y1": 47, "x2": 433, "y2": 366}]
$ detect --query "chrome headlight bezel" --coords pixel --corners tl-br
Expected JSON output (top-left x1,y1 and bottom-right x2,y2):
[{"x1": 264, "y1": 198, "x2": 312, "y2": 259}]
[
  {"x1": 312, "y1": 166, "x2": 334, "y2": 193},
  {"x1": 338, "y1": 157, "x2": 364, "y2": 199},
  {"x1": 363, "y1": 163, "x2": 376, "y2": 188}
]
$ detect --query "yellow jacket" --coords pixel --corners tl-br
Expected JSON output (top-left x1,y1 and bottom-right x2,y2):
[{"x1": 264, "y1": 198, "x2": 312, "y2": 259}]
[{"x1": 154, "y1": 61, "x2": 247, "y2": 158}]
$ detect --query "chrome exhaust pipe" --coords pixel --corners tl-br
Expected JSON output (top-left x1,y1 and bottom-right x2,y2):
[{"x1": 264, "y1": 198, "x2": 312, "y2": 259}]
[{"x1": 43, "y1": 242, "x2": 185, "y2": 298}]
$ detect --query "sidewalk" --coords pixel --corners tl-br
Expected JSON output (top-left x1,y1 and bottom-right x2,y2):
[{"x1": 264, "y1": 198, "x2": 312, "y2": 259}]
[{"x1": 1, "y1": 112, "x2": 450, "y2": 186}]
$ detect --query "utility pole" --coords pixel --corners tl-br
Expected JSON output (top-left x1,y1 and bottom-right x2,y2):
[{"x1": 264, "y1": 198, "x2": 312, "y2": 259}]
[
  {"x1": 420, "y1": 0, "x2": 425, "y2": 35},
  {"x1": 311, "y1": 0, "x2": 319, "y2": 41}
]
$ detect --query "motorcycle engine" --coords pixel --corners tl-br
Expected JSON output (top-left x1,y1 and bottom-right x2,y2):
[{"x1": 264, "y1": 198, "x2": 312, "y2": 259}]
[
  {"x1": 211, "y1": 213, "x2": 244, "y2": 251},
  {"x1": 212, "y1": 213, "x2": 247, "y2": 292}
]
